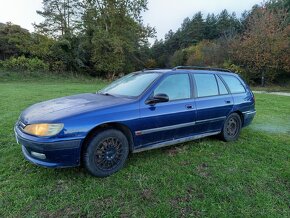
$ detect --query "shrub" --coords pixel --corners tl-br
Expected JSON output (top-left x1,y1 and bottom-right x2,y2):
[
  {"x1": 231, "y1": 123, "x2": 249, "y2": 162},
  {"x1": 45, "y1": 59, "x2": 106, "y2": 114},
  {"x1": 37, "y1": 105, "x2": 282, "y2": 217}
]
[
  {"x1": 185, "y1": 40, "x2": 228, "y2": 67},
  {"x1": 1, "y1": 56, "x2": 49, "y2": 71},
  {"x1": 49, "y1": 61, "x2": 66, "y2": 73},
  {"x1": 170, "y1": 50, "x2": 187, "y2": 67},
  {"x1": 144, "y1": 59, "x2": 157, "y2": 69},
  {"x1": 223, "y1": 61, "x2": 252, "y2": 84}
]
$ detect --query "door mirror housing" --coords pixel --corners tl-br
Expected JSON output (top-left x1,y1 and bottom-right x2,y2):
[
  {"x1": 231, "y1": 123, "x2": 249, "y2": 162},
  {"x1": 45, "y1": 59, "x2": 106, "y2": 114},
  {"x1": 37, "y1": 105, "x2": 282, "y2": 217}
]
[{"x1": 146, "y1": 93, "x2": 169, "y2": 105}]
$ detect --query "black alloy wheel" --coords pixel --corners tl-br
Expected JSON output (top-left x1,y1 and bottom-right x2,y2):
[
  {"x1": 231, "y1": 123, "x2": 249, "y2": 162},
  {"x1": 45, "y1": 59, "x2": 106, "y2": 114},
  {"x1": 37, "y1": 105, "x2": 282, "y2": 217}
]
[{"x1": 83, "y1": 129, "x2": 129, "y2": 177}]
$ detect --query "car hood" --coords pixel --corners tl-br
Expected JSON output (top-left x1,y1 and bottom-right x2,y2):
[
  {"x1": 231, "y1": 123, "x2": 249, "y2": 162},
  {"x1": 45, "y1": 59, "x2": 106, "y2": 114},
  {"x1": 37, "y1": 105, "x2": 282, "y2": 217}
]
[{"x1": 20, "y1": 93, "x2": 134, "y2": 124}]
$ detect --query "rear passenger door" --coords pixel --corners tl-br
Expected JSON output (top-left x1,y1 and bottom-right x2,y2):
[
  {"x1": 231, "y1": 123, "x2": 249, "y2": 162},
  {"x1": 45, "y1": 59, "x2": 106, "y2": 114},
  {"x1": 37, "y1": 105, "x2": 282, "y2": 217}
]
[{"x1": 193, "y1": 73, "x2": 233, "y2": 133}]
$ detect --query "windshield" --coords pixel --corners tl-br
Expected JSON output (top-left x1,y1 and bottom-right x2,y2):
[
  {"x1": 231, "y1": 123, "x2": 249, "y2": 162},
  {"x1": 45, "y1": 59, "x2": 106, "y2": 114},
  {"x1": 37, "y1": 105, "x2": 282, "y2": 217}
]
[{"x1": 100, "y1": 72, "x2": 160, "y2": 97}]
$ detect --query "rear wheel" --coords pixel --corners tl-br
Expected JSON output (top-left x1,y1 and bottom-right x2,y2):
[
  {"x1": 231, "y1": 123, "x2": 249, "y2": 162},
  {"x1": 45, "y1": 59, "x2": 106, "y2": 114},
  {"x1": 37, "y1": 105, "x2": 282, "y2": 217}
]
[
  {"x1": 220, "y1": 113, "x2": 242, "y2": 142},
  {"x1": 83, "y1": 129, "x2": 129, "y2": 177}
]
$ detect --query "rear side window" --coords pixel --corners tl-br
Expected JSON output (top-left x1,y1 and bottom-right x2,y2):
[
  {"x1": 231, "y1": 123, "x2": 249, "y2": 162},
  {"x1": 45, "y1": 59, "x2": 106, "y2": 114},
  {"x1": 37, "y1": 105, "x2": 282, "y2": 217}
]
[
  {"x1": 154, "y1": 74, "x2": 191, "y2": 101},
  {"x1": 194, "y1": 74, "x2": 219, "y2": 97},
  {"x1": 221, "y1": 75, "x2": 245, "y2": 93},
  {"x1": 216, "y1": 75, "x2": 228, "y2": 95}
]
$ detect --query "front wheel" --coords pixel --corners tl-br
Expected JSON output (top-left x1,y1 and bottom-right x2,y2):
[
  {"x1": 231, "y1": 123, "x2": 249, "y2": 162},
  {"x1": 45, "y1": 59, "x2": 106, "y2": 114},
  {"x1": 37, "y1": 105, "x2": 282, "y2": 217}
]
[
  {"x1": 220, "y1": 113, "x2": 242, "y2": 142},
  {"x1": 83, "y1": 129, "x2": 129, "y2": 177}
]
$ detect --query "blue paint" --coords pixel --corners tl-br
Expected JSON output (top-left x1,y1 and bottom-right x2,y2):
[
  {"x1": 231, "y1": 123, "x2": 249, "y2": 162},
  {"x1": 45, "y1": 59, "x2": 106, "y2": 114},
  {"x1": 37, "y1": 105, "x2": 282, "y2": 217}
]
[{"x1": 15, "y1": 69, "x2": 255, "y2": 168}]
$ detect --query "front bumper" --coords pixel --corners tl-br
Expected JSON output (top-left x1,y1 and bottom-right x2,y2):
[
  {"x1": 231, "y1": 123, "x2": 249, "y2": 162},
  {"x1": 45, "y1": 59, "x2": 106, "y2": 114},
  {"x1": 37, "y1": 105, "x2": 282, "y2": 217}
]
[{"x1": 15, "y1": 126, "x2": 82, "y2": 168}]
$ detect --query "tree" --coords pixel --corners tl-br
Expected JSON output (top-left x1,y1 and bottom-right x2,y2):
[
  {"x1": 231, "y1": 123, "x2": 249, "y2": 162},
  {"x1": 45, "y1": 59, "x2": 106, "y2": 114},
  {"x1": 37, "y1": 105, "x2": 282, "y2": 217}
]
[
  {"x1": 204, "y1": 14, "x2": 218, "y2": 40},
  {"x1": 185, "y1": 40, "x2": 228, "y2": 67},
  {"x1": 150, "y1": 10, "x2": 243, "y2": 68},
  {"x1": 216, "y1": 10, "x2": 241, "y2": 38},
  {"x1": 34, "y1": 0, "x2": 87, "y2": 72},
  {"x1": 28, "y1": 33, "x2": 55, "y2": 60},
  {"x1": 170, "y1": 49, "x2": 187, "y2": 67},
  {"x1": 32, "y1": 0, "x2": 154, "y2": 74},
  {"x1": 230, "y1": 5, "x2": 289, "y2": 85},
  {"x1": 177, "y1": 12, "x2": 205, "y2": 48},
  {"x1": 81, "y1": 0, "x2": 154, "y2": 76},
  {"x1": 150, "y1": 39, "x2": 168, "y2": 67},
  {"x1": 34, "y1": 0, "x2": 82, "y2": 38},
  {"x1": 0, "y1": 22, "x2": 32, "y2": 60}
]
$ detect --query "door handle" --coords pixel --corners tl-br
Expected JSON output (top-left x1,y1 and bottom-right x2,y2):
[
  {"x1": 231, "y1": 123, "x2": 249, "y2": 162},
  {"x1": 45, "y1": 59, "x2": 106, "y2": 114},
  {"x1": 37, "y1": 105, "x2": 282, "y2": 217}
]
[
  {"x1": 225, "y1": 100, "x2": 231, "y2": 104},
  {"x1": 186, "y1": 105, "x2": 193, "y2": 109}
]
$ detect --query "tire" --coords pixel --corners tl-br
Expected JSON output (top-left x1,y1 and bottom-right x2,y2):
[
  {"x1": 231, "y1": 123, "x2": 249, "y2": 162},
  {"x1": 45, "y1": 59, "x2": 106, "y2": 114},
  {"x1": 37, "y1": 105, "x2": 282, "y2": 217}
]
[
  {"x1": 83, "y1": 129, "x2": 129, "y2": 177},
  {"x1": 220, "y1": 113, "x2": 242, "y2": 142}
]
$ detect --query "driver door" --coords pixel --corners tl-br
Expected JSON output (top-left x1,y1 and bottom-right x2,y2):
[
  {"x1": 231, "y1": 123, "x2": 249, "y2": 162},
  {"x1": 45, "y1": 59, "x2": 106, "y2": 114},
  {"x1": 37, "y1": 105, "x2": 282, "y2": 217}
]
[{"x1": 136, "y1": 73, "x2": 196, "y2": 147}]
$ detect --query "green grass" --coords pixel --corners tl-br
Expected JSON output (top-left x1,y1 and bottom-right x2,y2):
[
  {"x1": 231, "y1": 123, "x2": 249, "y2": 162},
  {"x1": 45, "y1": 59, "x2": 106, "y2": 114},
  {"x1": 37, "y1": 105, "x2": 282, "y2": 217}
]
[
  {"x1": 0, "y1": 70, "x2": 107, "y2": 83},
  {"x1": 252, "y1": 85, "x2": 290, "y2": 92},
  {"x1": 0, "y1": 80, "x2": 289, "y2": 217}
]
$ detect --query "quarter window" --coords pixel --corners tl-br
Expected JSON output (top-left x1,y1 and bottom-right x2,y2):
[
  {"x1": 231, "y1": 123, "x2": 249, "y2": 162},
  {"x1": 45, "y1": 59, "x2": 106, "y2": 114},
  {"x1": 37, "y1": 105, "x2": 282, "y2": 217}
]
[
  {"x1": 154, "y1": 74, "x2": 191, "y2": 101},
  {"x1": 221, "y1": 75, "x2": 246, "y2": 93},
  {"x1": 194, "y1": 74, "x2": 219, "y2": 97}
]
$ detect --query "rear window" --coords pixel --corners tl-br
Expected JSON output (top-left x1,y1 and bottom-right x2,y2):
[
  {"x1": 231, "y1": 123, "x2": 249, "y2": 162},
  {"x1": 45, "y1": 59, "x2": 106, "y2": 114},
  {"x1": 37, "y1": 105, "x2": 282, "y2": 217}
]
[
  {"x1": 194, "y1": 74, "x2": 219, "y2": 97},
  {"x1": 220, "y1": 75, "x2": 246, "y2": 94}
]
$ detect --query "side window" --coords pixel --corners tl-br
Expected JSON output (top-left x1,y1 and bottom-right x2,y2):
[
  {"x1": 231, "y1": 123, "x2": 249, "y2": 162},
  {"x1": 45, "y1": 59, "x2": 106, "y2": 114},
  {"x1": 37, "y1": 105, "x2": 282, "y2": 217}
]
[
  {"x1": 154, "y1": 74, "x2": 191, "y2": 101},
  {"x1": 221, "y1": 75, "x2": 246, "y2": 93},
  {"x1": 194, "y1": 74, "x2": 219, "y2": 97},
  {"x1": 216, "y1": 75, "x2": 228, "y2": 95}
]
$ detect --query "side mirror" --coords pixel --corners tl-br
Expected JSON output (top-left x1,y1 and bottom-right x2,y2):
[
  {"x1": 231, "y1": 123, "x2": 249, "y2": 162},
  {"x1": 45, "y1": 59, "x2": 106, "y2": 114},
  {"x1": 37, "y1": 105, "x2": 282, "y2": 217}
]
[{"x1": 146, "y1": 93, "x2": 169, "y2": 105}]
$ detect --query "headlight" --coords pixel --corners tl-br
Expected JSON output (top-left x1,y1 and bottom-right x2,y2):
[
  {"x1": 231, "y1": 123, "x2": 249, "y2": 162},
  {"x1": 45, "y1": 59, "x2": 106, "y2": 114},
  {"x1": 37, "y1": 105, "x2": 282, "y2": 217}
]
[{"x1": 23, "y1": 123, "x2": 64, "y2": 137}]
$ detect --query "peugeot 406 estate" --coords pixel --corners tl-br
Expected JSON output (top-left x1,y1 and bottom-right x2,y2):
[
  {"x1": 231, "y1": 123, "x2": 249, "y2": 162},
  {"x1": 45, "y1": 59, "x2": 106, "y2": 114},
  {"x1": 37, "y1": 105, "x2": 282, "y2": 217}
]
[{"x1": 15, "y1": 66, "x2": 256, "y2": 177}]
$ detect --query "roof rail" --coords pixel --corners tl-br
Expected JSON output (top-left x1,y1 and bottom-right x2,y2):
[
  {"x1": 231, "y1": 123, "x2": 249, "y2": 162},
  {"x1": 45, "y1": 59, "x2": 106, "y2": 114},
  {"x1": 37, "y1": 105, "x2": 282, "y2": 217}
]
[
  {"x1": 142, "y1": 68, "x2": 163, "y2": 72},
  {"x1": 172, "y1": 66, "x2": 232, "y2": 73}
]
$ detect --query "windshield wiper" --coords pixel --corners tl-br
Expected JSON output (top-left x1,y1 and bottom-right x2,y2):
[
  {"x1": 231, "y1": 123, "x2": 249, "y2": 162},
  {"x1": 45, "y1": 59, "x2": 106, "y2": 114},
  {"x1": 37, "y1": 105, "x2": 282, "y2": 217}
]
[{"x1": 98, "y1": 91, "x2": 115, "y2": 97}]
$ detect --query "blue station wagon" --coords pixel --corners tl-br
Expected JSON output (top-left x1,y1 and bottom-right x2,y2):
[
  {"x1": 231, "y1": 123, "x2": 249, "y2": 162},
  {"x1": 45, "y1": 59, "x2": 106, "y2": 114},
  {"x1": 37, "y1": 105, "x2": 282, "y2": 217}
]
[{"x1": 15, "y1": 66, "x2": 256, "y2": 177}]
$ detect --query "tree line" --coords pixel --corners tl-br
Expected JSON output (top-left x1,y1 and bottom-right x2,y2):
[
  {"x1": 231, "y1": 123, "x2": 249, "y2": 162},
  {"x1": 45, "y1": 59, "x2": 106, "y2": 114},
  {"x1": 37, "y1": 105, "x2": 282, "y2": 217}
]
[
  {"x1": 0, "y1": 0, "x2": 289, "y2": 85},
  {"x1": 0, "y1": 0, "x2": 154, "y2": 78},
  {"x1": 150, "y1": 0, "x2": 289, "y2": 85}
]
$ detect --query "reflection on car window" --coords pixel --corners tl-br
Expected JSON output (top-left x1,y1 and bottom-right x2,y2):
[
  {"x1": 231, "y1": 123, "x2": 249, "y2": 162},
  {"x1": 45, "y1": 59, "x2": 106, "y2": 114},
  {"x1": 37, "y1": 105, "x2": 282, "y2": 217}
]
[
  {"x1": 154, "y1": 74, "x2": 191, "y2": 101},
  {"x1": 101, "y1": 73, "x2": 160, "y2": 97},
  {"x1": 194, "y1": 74, "x2": 219, "y2": 97},
  {"x1": 221, "y1": 75, "x2": 246, "y2": 93},
  {"x1": 216, "y1": 75, "x2": 228, "y2": 95}
]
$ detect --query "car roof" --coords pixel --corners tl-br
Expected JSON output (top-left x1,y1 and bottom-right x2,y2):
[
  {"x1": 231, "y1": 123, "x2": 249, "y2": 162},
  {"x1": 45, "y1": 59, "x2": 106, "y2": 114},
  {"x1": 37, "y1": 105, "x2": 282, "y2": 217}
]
[{"x1": 139, "y1": 68, "x2": 237, "y2": 76}]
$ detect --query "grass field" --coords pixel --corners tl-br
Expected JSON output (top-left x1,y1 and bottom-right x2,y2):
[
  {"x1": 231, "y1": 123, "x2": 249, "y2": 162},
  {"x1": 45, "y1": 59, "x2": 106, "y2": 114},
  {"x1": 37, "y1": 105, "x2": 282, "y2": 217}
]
[{"x1": 0, "y1": 80, "x2": 289, "y2": 217}]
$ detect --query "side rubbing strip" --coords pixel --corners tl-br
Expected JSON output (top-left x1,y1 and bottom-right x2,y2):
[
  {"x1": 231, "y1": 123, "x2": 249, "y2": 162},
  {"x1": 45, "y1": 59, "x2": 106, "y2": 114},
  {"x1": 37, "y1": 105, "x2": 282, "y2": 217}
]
[
  {"x1": 195, "y1": 116, "x2": 226, "y2": 124},
  {"x1": 135, "y1": 121, "x2": 196, "y2": 136},
  {"x1": 135, "y1": 116, "x2": 226, "y2": 136}
]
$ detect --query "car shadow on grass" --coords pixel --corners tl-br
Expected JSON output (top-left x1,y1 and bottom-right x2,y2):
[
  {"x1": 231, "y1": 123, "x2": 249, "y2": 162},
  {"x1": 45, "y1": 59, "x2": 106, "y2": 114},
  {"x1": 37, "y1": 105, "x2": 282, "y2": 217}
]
[{"x1": 28, "y1": 136, "x2": 221, "y2": 179}]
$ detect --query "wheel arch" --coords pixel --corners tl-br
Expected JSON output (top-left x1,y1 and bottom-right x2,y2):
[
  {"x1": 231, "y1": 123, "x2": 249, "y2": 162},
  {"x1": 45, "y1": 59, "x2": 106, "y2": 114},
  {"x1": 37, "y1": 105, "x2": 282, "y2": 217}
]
[
  {"x1": 81, "y1": 122, "x2": 135, "y2": 155},
  {"x1": 231, "y1": 110, "x2": 244, "y2": 126}
]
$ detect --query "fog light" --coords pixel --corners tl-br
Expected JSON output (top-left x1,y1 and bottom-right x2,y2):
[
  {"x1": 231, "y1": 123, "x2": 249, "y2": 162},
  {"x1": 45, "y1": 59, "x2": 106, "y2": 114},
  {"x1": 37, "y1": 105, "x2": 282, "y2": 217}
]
[{"x1": 31, "y1": 151, "x2": 46, "y2": 160}]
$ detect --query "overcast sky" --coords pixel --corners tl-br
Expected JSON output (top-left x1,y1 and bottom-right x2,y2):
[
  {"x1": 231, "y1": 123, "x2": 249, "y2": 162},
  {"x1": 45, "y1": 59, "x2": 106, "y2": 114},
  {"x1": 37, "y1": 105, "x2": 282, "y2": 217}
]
[{"x1": 0, "y1": 0, "x2": 262, "y2": 42}]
